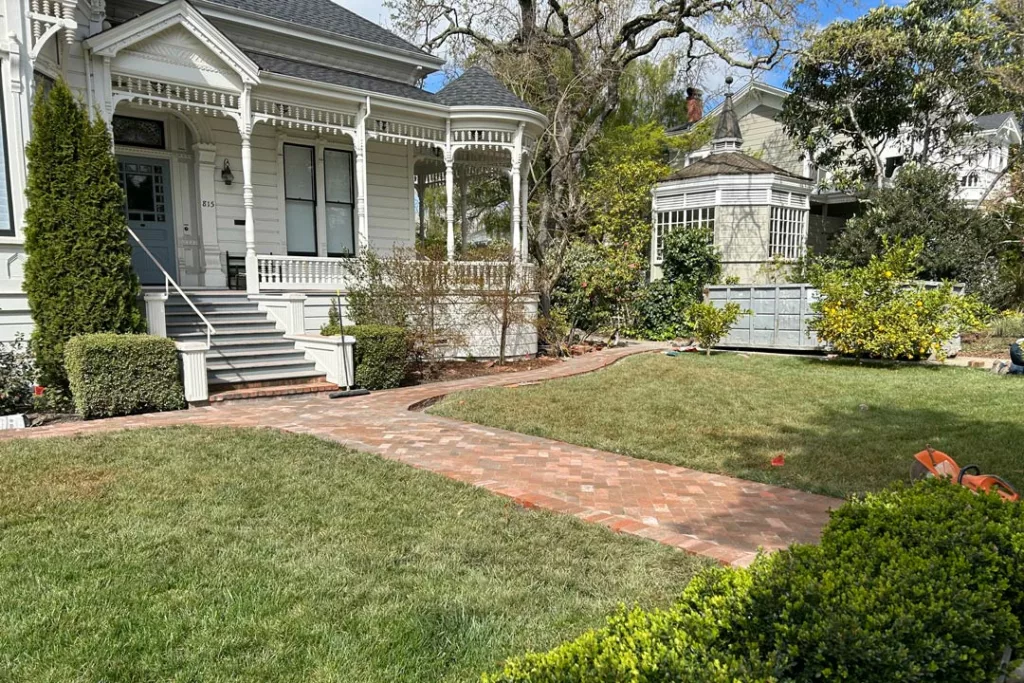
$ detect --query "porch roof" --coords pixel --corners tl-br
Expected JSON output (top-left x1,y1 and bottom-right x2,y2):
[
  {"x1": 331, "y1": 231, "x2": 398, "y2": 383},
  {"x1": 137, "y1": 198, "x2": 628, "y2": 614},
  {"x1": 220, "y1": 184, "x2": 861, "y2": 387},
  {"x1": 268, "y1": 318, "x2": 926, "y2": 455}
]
[
  {"x1": 435, "y1": 67, "x2": 538, "y2": 112},
  {"x1": 247, "y1": 52, "x2": 437, "y2": 103}
]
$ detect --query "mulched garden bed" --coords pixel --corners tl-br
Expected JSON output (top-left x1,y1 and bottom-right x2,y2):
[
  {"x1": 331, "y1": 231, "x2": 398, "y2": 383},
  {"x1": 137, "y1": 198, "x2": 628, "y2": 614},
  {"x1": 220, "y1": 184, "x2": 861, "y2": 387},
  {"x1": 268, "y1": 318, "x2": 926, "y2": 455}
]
[{"x1": 404, "y1": 357, "x2": 561, "y2": 385}]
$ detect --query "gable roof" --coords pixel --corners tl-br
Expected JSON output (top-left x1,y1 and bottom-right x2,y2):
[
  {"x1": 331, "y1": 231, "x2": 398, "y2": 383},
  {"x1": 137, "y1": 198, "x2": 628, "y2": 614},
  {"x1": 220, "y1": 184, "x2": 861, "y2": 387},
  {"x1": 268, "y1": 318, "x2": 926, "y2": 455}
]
[
  {"x1": 434, "y1": 67, "x2": 537, "y2": 111},
  {"x1": 663, "y1": 152, "x2": 807, "y2": 181},
  {"x1": 973, "y1": 112, "x2": 1017, "y2": 132},
  {"x1": 195, "y1": 0, "x2": 432, "y2": 58},
  {"x1": 247, "y1": 52, "x2": 437, "y2": 102}
]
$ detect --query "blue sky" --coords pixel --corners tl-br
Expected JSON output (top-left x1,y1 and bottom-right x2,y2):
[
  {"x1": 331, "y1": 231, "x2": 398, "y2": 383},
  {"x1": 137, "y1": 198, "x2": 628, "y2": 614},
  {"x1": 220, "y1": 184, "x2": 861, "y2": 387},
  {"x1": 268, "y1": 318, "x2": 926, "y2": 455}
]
[{"x1": 338, "y1": 0, "x2": 897, "y2": 94}]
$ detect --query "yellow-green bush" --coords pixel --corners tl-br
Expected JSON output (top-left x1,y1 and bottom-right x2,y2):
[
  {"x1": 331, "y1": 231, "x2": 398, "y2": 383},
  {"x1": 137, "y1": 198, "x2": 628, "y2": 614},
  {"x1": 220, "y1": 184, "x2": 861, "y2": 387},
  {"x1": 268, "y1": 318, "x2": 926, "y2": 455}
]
[
  {"x1": 687, "y1": 301, "x2": 745, "y2": 355},
  {"x1": 809, "y1": 238, "x2": 988, "y2": 360}
]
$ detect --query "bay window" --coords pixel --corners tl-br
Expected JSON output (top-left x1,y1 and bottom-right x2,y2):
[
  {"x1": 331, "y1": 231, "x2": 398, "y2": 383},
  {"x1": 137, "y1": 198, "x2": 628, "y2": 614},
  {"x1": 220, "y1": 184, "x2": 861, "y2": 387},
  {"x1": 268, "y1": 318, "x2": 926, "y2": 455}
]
[
  {"x1": 768, "y1": 206, "x2": 807, "y2": 260},
  {"x1": 654, "y1": 207, "x2": 715, "y2": 263}
]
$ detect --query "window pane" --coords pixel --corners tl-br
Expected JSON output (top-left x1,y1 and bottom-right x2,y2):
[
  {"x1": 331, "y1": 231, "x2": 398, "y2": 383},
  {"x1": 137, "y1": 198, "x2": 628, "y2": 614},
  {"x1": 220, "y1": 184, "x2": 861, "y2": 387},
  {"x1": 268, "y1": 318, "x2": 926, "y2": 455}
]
[
  {"x1": 324, "y1": 149, "x2": 353, "y2": 203},
  {"x1": 286, "y1": 200, "x2": 316, "y2": 254},
  {"x1": 284, "y1": 145, "x2": 315, "y2": 201},
  {"x1": 326, "y1": 205, "x2": 355, "y2": 256}
]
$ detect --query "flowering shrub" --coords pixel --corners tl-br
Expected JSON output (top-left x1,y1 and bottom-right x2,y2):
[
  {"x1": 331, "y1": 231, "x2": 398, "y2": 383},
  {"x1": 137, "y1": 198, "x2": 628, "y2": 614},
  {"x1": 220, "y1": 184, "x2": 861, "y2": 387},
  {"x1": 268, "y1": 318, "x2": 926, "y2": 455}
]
[
  {"x1": 0, "y1": 334, "x2": 35, "y2": 415},
  {"x1": 809, "y1": 238, "x2": 988, "y2": 360},
  {"x1": 687, "y1": 301, "x2": 745, "y2": 355}
]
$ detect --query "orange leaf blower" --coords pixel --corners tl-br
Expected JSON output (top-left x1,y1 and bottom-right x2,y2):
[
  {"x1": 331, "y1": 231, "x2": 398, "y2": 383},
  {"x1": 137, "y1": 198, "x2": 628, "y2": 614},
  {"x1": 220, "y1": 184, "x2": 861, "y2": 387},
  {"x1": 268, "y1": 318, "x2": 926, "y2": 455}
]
[{"x1": 912, "y1": 447, "x2": 1020, "y2": 502}]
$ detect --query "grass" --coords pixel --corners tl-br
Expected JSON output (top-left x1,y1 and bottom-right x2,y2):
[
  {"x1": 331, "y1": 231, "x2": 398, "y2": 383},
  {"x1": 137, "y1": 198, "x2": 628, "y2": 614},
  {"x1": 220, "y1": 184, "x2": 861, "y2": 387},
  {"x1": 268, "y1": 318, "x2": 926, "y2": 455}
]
[
  {"x1": 0, "y1": 427, "x2": 706, "y2": 682},
  {"x1": 430, "y1": 352, "x2": 1024, "y2": 499}
]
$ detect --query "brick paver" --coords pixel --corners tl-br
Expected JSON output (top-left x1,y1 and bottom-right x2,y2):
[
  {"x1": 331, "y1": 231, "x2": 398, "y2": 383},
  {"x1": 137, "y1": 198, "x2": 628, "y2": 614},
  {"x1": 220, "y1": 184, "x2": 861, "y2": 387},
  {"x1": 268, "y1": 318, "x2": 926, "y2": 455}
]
[{"x1": 0, "y1": 343, "x2": 838, "y2": 566}]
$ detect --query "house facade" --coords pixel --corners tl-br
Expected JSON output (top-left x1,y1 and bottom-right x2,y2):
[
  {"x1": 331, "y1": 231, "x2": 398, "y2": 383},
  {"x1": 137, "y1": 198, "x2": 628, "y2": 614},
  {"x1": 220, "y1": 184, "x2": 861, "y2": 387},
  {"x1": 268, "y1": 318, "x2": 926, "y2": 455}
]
[
  {"x1": 0, "y1": 0, "x2": 545, "y2": 396},
  {"x1": 658, "y1": 81, "x2": 1020, "y2": 283}
]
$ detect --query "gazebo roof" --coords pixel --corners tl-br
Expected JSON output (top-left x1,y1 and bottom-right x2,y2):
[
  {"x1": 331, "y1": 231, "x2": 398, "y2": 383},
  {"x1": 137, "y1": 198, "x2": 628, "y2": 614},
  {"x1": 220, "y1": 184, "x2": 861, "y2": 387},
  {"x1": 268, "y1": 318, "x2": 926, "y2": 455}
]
[
  {"x1": 664, "y1": 152, "x2": 807, "y2": 182},
  {"x1": 434, "y1": 67, "x2": 538, "y2": 111}
]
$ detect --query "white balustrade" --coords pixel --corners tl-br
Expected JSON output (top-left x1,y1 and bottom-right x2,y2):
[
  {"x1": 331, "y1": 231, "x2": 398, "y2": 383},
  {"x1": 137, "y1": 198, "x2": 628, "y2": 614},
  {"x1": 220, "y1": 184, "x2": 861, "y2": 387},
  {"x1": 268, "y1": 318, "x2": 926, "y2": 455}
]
[{"x1": 255, "y1": 255, "x2": 536, "y2": 293}]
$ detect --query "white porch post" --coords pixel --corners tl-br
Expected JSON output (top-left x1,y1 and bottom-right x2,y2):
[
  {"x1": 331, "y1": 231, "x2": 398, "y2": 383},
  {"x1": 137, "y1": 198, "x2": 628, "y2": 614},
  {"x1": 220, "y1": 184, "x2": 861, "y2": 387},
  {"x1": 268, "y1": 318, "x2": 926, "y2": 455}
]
[
  {"x1": 459, "y1": 171, "x2": 469, "y2": 249},
  {"x1": 520, "y1": 158, "x2": 530, "y2": 262},
  {"x1": 444, "y1": 125, "x2": 455, "y2": 261},
  {"x1": 355, "y1": 100, "x2": 370, "y2": 252},
  {"x1": 416, "y1": 173, "x2": 427, "y2": 240},
  {"x1": 511, "y1": 123, "x2": 525, "y2": 260},
  {"x1": 238, "y1": 85, "x2": 258, "y2": 294},
  {"x1": 194, "y1": 143, "x2": 226, "y2": 288}
]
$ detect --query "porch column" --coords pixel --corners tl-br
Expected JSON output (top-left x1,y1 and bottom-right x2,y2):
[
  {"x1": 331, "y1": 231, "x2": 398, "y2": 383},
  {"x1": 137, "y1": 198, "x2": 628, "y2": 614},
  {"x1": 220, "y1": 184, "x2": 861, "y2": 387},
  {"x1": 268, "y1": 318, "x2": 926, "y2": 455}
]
[
  {"x1": 520, "y1": 158, "x2": 530, "y2": 262},
  {"x1": 459, "y1": 171, "x2": 469, "y2": 250},
  {"x1": 416, "y1": 173, "x2": 426, "y2": 240},
  {"x1": 238, "y1": 85, "x2": 258, "y2": 294},
  {"x1": 445, "y1": 151, "x2": 455, "y2": 260},
  {"x1": 241, "y1": 131, "x2": 258, "y2": 293},
  {"x1": 356, "y1": 101, "x2": 370, "y2": 252},
  {"x1": 194, "y1": 143, "x2": 226, "y2": 288},
  {"x1": 511, "y1": 159, "x2": 522, "y2": 261}
]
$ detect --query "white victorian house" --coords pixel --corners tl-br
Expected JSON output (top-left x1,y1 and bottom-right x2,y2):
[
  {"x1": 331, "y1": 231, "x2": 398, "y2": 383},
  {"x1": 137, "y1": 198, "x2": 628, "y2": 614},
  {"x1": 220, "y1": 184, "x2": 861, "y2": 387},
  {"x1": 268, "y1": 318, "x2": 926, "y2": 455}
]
[{"x1": 0, "y1": 0, "x2": 545, "y2": 399}]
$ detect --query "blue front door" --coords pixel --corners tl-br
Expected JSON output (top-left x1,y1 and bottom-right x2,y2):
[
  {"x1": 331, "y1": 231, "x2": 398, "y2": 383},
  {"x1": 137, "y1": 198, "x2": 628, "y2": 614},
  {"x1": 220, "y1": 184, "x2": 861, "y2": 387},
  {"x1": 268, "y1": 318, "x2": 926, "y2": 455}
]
[{"x1": 118, "y1": 157, "x2": 176, "y2": 286}]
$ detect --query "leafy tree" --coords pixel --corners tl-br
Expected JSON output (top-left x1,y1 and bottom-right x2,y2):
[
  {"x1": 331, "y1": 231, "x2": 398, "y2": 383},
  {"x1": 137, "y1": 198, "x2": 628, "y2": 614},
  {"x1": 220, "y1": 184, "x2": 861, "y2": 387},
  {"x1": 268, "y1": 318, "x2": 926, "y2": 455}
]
[
  {"x1": 782, "y1": 0, "x2": 1017, "y2": 189},
  {"x1": 387, "y1": 0, "x2": 804, "y2": 311},
  {"x1": 687, "y1": 302, "x2": 745, "y2": 356},
  {"x1": 830, "y1": 165, "x2": 1006, "y2": 301},
  {"x1": 23, "y1": 80, "x2": 143, "y2": 389}
]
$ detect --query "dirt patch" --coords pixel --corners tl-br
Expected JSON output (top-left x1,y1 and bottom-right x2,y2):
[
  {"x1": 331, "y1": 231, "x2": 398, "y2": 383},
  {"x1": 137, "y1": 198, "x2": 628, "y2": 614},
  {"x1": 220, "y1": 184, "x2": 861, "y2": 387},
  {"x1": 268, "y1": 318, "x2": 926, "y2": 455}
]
[
  {"x1": 36, "y1": 467, "x2": 116, "y2": 501},
  {"x1": 405, "y1": 357, "x2": 561, "y2": 385},
  {"x1": 961, "y1": 333, "x2": 1015, "y2": 359}
]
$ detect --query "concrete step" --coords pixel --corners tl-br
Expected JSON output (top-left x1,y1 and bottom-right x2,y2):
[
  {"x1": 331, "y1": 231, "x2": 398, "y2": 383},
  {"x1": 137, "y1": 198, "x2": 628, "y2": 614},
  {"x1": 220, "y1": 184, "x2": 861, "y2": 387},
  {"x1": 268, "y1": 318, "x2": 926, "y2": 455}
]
[
  {"x1": 206, "y1": 356, "x2": 312, "y2": 372},
  {"x1": 208, "y1": 365, "x2": 324, "y2": 386}
]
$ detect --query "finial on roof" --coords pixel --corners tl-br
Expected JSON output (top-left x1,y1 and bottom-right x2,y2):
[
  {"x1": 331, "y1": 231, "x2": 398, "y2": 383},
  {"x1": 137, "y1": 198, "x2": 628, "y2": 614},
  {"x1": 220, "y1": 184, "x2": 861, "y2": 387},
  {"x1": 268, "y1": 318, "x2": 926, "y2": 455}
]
[{"x1": 712, "y1": 76, "x2": 742, "y2": 154}]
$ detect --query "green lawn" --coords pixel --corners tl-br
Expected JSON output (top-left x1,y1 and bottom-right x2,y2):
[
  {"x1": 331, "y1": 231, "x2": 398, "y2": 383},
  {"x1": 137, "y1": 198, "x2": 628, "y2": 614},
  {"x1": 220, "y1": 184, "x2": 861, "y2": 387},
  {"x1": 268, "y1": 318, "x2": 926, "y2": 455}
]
[
  {"x1": 0, "y1": 427, "x2": 705, "y2": 682},
  {"x1": 430, "y1": 353, "x2": 1024, "y2": 499}
]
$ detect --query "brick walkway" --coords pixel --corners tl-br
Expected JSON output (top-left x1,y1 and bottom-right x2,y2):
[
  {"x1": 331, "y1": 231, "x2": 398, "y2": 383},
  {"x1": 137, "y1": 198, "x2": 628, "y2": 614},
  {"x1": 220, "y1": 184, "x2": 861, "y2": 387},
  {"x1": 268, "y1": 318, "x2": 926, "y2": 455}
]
[{"x1": 0, "y1": 343, "x2": 838, "y2": 566}]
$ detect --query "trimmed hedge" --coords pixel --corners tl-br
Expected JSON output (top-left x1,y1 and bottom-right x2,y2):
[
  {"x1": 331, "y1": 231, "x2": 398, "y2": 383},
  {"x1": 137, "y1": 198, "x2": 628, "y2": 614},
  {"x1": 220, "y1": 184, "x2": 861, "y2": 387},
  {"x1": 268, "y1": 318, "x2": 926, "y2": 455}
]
[
  {"x1": 65, "y1": 334, "x2": 185, "y2": 419},
  {"x1": 321, "y1": 323, "x2": 409, "y2": 390},
  {"x1": 484, "y1": 479, "x2": 1024, "y2": 683}
]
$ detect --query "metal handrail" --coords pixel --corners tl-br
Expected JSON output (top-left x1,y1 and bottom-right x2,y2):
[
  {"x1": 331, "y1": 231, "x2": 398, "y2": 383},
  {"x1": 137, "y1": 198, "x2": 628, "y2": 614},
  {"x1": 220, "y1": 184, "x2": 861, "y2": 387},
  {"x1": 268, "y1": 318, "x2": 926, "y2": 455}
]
[{"x1": 127, "y1": 226, "x2": 216, "y2": 347}]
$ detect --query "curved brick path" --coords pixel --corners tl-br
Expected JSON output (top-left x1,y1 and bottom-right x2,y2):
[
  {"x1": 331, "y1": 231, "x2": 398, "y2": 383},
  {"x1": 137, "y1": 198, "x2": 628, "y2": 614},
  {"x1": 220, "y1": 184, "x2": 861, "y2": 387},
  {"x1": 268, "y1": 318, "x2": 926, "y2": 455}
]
[{"x1": 0, "y1": 343, "x2": 838, "y2": 566}]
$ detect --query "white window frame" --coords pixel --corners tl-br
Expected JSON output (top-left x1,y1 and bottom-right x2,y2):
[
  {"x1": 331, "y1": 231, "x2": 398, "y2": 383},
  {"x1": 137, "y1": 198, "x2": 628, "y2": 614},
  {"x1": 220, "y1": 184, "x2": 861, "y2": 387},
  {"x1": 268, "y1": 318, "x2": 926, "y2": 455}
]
[
  {"x1": 654, "y1": 206, "x2": 716, "y2": 264},
  {"x1": 280, "y1": 137, "x2": 357, "y2": 258},
  {"x1": 0, "y1": 74, "x2": 13, "y2": 238},
  {"x1": 768, "y1": 206, "x2": 807, "y2": 260}
]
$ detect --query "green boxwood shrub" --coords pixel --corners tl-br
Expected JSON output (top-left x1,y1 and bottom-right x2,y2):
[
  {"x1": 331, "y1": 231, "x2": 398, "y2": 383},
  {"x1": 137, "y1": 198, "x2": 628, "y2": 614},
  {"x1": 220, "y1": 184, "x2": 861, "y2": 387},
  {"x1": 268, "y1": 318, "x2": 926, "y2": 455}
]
[
  {"x1": 321, "y1": 322, "x2": 409, "y2": 390},
  {"x1": 484, "y1": 479, "x2": 1024, "y2": 683},
  {"x1": 65, "y1": 334, "x2": 184, "y2": 419}
]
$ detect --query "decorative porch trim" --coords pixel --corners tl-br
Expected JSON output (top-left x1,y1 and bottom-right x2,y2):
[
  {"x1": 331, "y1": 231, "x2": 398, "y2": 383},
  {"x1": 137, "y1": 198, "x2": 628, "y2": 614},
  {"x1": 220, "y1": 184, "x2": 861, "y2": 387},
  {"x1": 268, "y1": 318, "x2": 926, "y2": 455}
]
[
  {"x1": 111, "y1": 75, "x2": 242, "y2": 118},
  {"x1": 27, "y1": 0, "x2": 77, "y2": 62}
]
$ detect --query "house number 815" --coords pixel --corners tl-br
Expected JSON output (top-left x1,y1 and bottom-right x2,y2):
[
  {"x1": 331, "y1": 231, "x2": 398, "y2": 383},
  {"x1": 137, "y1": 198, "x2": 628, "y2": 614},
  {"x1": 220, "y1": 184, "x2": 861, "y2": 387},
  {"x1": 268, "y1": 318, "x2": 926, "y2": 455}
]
[{"x1": 202, "y1": 200, "x2": 216, "y2": 208}]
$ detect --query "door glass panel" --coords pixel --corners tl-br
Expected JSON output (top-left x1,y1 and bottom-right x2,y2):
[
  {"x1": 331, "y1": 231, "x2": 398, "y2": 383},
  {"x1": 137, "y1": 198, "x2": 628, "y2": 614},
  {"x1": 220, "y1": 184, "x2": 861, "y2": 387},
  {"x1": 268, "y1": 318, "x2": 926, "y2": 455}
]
[
  {"x1": 286, "y1": 201, "x2": 317, "y2": 254},
  {"x1": 326, "y1": 205, "x2": 354, "y2": 256},
  {"x1": 324, "y1": 149, "x2": 352, "y2": 203}
]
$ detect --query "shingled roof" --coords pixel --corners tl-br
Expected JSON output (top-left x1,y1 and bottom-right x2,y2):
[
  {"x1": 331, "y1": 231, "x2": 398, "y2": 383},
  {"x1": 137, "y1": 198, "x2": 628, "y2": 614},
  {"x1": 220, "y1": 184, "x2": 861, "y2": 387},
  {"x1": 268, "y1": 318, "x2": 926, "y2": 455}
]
[
  {"x1": 247, "y1": 52, "x2": 438, "y2": 102},
  {"x1": 434, "y1": 67, "x2": 537, "y2": 111},
  {"x1": 973, "y1": 112, "x2": 1017, "y2": 131},
  {"x1": 203, "y1": 0, "x2": 429, "y2": 56},
  {"x1": 664, "y1": 152, "x2": 807, "y2": 181}
]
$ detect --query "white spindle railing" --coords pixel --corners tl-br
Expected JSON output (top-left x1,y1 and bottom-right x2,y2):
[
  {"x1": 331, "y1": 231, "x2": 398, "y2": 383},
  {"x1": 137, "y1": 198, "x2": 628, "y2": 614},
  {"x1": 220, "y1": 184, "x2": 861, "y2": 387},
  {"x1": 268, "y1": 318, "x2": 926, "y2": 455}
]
[{"x1": 255, "y1": 255, "x2": 536, "y2": 293}]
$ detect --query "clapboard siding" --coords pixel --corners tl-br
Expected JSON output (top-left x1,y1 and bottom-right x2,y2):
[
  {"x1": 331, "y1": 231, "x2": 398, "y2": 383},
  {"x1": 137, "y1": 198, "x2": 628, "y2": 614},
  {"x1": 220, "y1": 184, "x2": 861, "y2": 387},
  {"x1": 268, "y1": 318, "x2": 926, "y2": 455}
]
[
  {"x1": 367, "y1": 140, "x2": 414, "y2": 253},
  {"x1": 0, "y1": 292, "x2": 32, "y2": 345},
  {"x1": 740, "y1": 110, "x2": 804, "y2": 177}
]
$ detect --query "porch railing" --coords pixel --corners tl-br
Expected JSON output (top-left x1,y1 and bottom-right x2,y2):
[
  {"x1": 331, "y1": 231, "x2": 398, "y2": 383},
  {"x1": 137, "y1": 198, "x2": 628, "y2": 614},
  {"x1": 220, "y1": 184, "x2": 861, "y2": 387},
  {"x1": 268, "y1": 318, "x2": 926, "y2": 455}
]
[
  {"x1": 127, "y1": 226, "x2": 216, "y2": 347},
  {"x1": 256, "y1": 255, "x2": 536, "y2": 294}
]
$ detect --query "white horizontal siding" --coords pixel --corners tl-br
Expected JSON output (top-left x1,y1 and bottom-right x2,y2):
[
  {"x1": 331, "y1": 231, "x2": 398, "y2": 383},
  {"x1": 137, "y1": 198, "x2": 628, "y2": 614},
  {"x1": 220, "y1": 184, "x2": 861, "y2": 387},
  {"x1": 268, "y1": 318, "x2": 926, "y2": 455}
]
[
  {"x1": 0, "y1": 292, "x2": 32, "y2": 345},
  {"x1": 367, "y1": 140, "x2": 414, "y2": 254}
]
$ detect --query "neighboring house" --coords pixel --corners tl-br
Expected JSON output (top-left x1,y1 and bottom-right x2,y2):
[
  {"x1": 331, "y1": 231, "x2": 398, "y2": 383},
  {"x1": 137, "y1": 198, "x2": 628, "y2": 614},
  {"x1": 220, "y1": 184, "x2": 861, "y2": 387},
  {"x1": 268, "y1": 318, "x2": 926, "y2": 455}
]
[
  {"x1": 0, "y1": 0, "x2": 545, "y2": 396},
  {"x1": 660, "y1": 80, "x2": 1020, "y2": 282}
]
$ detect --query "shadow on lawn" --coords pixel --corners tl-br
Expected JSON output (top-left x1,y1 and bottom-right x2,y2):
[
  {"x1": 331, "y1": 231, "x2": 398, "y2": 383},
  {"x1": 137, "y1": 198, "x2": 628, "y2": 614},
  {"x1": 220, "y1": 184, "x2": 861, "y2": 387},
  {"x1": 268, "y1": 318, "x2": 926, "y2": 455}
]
[{"x1": 712, "y1": 403, "x2": 1024, "y2": 499}]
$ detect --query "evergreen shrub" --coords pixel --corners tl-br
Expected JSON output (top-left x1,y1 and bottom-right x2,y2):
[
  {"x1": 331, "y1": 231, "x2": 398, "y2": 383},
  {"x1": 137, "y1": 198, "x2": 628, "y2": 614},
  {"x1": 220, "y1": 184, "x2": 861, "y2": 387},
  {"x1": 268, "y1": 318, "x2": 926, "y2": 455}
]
[{"x1": 322, "y1": 314, "x2": 409, "y2": 390}]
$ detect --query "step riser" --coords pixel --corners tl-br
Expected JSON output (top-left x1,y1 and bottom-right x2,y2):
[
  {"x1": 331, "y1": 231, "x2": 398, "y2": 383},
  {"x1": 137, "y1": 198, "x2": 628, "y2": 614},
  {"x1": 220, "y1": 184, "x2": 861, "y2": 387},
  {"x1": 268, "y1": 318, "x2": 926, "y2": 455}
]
[
  {"x1": 167, "y1": 306, "x2": 260, "y2": 316},
  {"x1": 209, "y1": 369, "x2": 324, "y2": 385},
  {"x1": 207, "y1": 358, "x2": 314, "y2": 372}
]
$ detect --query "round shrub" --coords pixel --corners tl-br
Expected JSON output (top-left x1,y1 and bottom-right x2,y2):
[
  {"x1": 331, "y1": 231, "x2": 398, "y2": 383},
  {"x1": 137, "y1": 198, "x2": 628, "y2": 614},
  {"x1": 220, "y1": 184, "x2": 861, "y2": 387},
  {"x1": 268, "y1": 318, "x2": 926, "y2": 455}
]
[
  {"x1": 625, "y1": 279, "x2": 694, "y2": 340},
  {"x1": 322, "y1": 322, "x2": 409, "y2": 390},
  {"x1": 661, "y1": 226, "x2": 721, "y2": 299},
  {"x1": 484, "y1": 479, "x2": 1024, "y2": 682}
]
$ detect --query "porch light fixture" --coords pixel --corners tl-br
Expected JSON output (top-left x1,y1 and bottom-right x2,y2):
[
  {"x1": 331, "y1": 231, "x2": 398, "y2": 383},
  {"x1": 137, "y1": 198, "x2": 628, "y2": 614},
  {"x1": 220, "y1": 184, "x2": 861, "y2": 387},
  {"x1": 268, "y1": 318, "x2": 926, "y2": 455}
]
[{"x1": 221, "y1": 159, "x2": 234, "y2": 185}]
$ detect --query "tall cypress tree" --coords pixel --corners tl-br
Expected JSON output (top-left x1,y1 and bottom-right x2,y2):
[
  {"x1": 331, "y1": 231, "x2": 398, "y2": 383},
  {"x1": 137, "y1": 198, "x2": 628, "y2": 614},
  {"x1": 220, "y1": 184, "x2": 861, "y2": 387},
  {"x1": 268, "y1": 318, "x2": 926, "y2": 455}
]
[{"x1": 23, "y1": 80, "x2": 143, "y2": 389}]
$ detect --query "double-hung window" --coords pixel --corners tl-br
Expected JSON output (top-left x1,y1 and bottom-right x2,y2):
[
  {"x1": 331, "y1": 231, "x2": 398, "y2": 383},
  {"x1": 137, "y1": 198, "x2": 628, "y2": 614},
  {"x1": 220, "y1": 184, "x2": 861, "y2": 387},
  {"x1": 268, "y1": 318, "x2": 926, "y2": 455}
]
[
  {"x1": 284, "y1": 144, "x2": 356, "y2": 257},
  {"x1": 0, "y1": 85, "x2": 13, "y2": 237}
]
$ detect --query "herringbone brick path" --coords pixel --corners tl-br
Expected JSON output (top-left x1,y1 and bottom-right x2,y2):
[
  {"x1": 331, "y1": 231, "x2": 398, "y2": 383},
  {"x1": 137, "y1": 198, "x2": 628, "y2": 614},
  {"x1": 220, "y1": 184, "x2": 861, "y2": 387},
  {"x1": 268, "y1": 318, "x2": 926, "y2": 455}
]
[{"x1": 0, "y1": 343, "x2": 838, "y2": 566}]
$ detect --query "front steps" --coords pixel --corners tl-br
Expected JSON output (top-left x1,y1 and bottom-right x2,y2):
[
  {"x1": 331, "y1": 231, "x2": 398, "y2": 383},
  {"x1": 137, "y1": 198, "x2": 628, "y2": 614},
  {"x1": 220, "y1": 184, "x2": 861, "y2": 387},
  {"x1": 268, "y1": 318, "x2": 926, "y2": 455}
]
[{"x1": 166, "y1": 291, "x2": 329, "y2": 396}]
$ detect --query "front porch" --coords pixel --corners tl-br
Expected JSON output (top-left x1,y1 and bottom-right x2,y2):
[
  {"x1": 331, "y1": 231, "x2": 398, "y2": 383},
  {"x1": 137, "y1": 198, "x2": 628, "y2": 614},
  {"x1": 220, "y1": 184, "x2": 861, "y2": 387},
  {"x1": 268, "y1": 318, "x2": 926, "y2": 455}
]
[{"x1": 86, "y1": 2, "x2": 543, "y2": 296}]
